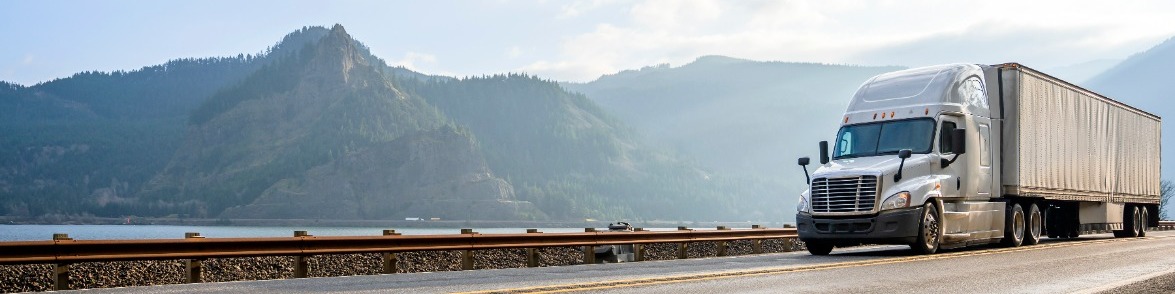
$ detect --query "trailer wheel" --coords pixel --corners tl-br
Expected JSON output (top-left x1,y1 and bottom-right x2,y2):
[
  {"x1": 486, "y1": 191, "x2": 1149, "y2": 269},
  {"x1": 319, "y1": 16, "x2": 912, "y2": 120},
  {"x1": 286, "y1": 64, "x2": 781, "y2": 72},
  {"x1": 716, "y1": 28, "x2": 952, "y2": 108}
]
[
  {"x1": 1139, "y1": 207, "x2": 1149, "y2": 237},
  {"x1": 1067, "y1": 223, "x2": 1080, "y2": 239},
  {"x1": 1120, "y1": 206, "x2": 1141, "y2": 238},
  {"x1": 1024, "y1": 203, "x2": 1042, "y2": 245},
  {"x1": 1002, "y1": 203, "x2": 1025, "y2": 247},
  {"x1": 910, "y1": 202, "x2": 941, "y2": 254},
  {"x1": 806, "y1": 242, "x2": 833, "y2": 255}
]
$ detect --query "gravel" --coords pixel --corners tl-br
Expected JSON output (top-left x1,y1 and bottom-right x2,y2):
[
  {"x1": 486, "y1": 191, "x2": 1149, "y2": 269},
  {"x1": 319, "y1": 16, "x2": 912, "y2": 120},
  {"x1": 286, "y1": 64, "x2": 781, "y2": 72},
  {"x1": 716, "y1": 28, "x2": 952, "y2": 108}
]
[{"x1": 0, "y1": 238, "x2": 800, "y2": 293}]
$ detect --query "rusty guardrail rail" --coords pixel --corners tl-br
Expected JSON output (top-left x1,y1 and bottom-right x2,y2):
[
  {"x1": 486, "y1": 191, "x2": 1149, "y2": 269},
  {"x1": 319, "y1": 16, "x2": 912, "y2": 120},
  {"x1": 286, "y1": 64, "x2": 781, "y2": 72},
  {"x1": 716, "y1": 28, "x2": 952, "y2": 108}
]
[{"x1": 0, "y1": 226, "x2": 797, "y2": 290}]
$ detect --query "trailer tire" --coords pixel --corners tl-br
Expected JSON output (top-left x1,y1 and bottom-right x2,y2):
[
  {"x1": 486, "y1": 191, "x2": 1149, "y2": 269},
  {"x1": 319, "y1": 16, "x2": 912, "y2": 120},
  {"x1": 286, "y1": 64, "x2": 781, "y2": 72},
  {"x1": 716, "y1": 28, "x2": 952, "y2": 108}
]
[
  {"x1": 806, "y1": 242, "x2": 833, "y2": 255},
  {"x1": 1121, "y1": 206, "x2": 1141, "y2": 238},
  {"x1": 1002, "y1": 203, "x2": 1025, "y2": 247},
  {"x1": 910, "y1": 202, "x2": 941, "y2": 254},
  {"x1": 1130, "y1": 206, "x2": 1141, "y2": 237},
  {"x1": 1024, "y1": 203, "x2": 1042, "y2": 246},
  {"x1": 1139, "y1": 207, "x2": 1149, "y2": 237}
]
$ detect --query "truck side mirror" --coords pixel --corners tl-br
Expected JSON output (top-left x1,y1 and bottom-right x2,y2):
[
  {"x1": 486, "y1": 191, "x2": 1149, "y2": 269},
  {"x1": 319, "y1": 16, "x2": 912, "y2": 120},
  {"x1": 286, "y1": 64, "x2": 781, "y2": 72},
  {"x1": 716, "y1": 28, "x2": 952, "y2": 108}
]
[
  {"x1": 952, "y1": 129, "x2": 967, "y2": 154},
  {"x1": 798, "y1": 157, "x2": 812, "y2": 184},
  {"x1": 818, "y1": 141, "x2": 830, "y2": 164},
  {"x1": 895, "y1": 149, "x2": 913, "y2": 182},
  {"x1": 898, "y1": 149, "x2": 912, "y2": 159}
]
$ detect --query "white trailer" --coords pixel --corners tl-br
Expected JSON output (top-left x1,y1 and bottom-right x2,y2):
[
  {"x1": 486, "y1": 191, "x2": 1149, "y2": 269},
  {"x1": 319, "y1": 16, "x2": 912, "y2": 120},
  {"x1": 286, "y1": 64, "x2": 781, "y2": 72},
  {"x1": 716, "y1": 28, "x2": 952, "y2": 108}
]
[{"x1": 795, "y1": 63, "x2": 1161, "y2": 255}]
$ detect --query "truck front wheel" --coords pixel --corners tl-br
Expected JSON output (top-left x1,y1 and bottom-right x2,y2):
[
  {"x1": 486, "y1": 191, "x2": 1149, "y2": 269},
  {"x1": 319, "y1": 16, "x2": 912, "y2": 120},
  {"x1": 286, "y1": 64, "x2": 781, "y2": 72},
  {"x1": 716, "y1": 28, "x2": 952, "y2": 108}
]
[
  {"x1": 1002, "y1": 203, "x2": 1025, "y2": 247},
  {"x1": 806, "y1": 242, "x2": 833, "y2": 255},
  {"x1": 910, "y1": 202, "x2": 941, "y2": 254}
]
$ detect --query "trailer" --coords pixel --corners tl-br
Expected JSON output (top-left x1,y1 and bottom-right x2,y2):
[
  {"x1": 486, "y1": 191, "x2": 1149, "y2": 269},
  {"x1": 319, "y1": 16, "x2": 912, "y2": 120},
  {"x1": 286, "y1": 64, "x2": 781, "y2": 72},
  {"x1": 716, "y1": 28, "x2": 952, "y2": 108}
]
[{"x1": 795, "y1": 63, "x2": 1161, "y2": 255}]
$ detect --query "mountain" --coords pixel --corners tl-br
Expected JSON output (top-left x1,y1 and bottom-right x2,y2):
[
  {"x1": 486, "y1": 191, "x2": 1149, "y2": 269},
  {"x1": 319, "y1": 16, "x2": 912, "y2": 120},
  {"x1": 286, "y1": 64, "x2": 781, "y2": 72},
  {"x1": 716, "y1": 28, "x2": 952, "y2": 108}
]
[
  {"x1": 138, "y1": 25, "x2": 541, "y2": 220},
  {"x1": 399, "y1": 74, "x2": 757, "y2": 221},
  {"x1": 3, "y1": 24, "x2": 764, "y2": 222},
  {"x1": 1084, "y1": 36, "x2": 1175, "y2": 218},
  {"x1": 0, "y1": 27, "x2": 331, "y2": 217},
  {"x1": 563, "y1": 56, "x2": 903, "y2": 203}
]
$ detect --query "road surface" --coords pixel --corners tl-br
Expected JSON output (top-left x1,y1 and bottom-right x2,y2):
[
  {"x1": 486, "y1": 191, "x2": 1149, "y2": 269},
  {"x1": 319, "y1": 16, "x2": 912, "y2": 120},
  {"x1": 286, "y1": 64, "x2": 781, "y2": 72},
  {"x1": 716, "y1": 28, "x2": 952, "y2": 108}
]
[{"x1": 80, "y1": 230, "x2": 1175, "y2": 294}]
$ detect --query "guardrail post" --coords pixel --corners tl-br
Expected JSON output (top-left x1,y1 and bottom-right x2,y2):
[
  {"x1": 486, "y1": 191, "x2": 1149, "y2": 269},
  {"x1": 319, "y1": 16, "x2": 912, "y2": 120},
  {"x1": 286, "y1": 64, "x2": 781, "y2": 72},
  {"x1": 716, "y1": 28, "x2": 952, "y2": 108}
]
[
  {"x1": 293, "y1": 231, "x2": 311, "y2": 278},
  {"x1": 52, "y1": 233, "x2": 72, "y2": 290},
  {"x1": 633, "y1": 228, "x2": 646, "y2": 261},
  {"x1": 677, "y1": 227, "x2": 690, "y2": 259},
  {"x1": 184, "y1": 232, "x2": 205, "y2": 283},
  {"x1": 382, "y1": 230, "x2": 400, "y2": 274},
  {"x1": 751, "y1": 225, "x2": 764, "y2": 254},
  {"x1": 716, "y1": 226, "x2": 729, "y2": 256},
  {"x1": 583, "y1": 228, "x2": 597, "y2": 264},
  {"x1": 461, "y1": 229, "x2": 476, "y2": 270},
  {"x1": 526, "y1": 229, "x2": 541, "y2": 267}
]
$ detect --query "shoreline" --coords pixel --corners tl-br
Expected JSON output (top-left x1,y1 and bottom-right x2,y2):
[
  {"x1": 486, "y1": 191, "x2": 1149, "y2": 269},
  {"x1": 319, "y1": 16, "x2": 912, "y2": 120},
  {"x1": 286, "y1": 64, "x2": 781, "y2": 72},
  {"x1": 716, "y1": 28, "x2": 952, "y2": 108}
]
[{"x1": 0, "y1": 216, "x2": 792, "y2": 230}]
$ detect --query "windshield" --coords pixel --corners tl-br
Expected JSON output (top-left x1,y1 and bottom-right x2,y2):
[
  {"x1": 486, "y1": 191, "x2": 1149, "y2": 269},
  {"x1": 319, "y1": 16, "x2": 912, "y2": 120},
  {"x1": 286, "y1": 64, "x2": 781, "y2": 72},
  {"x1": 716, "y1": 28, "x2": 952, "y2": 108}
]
[{"x1": 834, "y1": 119, "x2": 935, "y2": 159}]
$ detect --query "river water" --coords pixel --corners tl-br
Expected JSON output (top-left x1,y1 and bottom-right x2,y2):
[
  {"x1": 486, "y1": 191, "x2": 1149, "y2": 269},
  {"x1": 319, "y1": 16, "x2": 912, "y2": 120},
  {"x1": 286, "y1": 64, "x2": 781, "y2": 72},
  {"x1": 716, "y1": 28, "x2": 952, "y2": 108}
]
[{"x1": 0, "y1": 225, "x2": 675, "y2": 241}]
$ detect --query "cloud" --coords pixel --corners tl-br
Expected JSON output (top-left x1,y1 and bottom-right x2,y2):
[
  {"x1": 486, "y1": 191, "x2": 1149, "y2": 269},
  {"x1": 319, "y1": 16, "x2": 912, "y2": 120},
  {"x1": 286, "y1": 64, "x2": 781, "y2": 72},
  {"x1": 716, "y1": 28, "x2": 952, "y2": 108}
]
[
  {"x1": 389, "y1": 52, "x2": 437, "y2": 71},
  {"x1": 22, "y1": 54, "x2": 34, "y2": 65},
  {"x1": 558, "y1": 0, "x2": 620, "y2": 19},
  {"x1": 848, "y1": 22, "x2": 1169, "y2": 69},
  {"x1": 507, "y1": 46, "x2": 522, "y2": 59},
  {"x1": 519, "y1": 0, "x2": 1175, "y2": 82},
  {"x1": 518, "y1": 59, "x2": 615, "y2": 82}
]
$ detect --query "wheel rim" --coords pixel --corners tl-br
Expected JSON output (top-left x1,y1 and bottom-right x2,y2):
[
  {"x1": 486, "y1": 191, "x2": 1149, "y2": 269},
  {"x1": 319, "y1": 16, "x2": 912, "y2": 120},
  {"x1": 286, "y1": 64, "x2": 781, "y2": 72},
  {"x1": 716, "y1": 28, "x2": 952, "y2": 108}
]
[
  {"x1": 1029, "y1": 208, "x2": 1041, "y2": 240},
  {"x1": 923, "y1": 206, "x2": 939, "y2": 249},
  {"x1": 1141, "y1": 209, "x2": 1148, "y2": 233},
  {"x1": 1013, "y1": 210, "x2": 1025, "y2": 242},
  {"x1": 1135, "y1": 208, "x2": 1143, "y2": 235}
]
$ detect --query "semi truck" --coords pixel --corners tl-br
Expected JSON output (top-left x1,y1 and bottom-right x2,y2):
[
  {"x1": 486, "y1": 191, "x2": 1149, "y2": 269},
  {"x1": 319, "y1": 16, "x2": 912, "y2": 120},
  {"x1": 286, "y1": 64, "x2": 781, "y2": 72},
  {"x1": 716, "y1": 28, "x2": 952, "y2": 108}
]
[{"x1": 795, "y1": 63, "x2": 1161, "y2": 255}]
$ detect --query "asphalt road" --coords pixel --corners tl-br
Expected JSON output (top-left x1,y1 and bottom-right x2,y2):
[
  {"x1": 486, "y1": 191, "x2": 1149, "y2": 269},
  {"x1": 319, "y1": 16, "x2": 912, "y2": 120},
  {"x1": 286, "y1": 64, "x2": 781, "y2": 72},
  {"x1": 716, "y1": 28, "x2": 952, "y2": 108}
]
[{"x1": 79, "y1": 230, "x2": 1175, "y2": 294}]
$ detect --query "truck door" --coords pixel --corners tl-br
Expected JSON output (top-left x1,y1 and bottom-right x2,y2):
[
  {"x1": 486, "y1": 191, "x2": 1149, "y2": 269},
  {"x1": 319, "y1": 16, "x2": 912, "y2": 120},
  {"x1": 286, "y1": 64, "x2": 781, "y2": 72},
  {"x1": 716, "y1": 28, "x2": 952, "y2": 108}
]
[
  {"x1": 974, "y1": 123, "x2": 993, "y2": 198},
  {"x1": 939, "y1": 115, "x2": 993, "y2": 200}
]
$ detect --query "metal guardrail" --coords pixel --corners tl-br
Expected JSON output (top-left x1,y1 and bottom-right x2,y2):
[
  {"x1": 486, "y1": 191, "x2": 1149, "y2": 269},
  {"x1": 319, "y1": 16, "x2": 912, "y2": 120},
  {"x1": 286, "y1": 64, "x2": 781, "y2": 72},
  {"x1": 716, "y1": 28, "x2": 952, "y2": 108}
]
[{"x1": 0, "y1": 226, "x2": 797, "y2": 290}]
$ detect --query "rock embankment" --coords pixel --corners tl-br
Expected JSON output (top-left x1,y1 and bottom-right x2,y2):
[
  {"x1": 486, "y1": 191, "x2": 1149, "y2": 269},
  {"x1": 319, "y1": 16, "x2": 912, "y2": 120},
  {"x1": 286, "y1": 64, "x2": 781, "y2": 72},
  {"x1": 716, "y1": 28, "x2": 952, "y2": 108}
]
[{"x1": 0, "y1": 239, "x2": 802, "y2": 293}]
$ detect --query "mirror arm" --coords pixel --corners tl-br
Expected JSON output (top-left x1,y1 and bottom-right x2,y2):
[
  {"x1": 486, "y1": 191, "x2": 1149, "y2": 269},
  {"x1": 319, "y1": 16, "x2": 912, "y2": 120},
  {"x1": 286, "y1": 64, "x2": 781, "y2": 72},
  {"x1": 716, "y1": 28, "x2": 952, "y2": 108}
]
[
  {"x1": 802, "y1": 166, "x2": 811, "y2": 185},
  {"x1": 894, "y1": 158, "x2": 906, "y2": 182},
  {"x1": 940, "y1": 153, "x2": 961, "y2": 167}
]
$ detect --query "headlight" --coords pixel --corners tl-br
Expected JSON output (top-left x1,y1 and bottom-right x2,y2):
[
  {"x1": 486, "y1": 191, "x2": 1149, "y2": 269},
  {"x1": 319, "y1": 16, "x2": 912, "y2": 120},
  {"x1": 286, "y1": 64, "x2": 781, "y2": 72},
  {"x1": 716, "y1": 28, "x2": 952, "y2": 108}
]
[
  {"x1": 797, "y1": 194, "x2": 810, "y2": 213},
  {"x1": 880, "y1": 191, "x2": 911, "y2": 210}
]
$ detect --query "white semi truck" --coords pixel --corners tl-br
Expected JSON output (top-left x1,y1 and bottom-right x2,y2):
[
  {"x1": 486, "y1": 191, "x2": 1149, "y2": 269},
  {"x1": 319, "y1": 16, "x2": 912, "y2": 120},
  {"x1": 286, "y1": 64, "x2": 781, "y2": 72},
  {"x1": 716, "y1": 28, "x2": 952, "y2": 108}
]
[{"x1": 796, "y1": 63, "x2": 1161, "y2": 255}]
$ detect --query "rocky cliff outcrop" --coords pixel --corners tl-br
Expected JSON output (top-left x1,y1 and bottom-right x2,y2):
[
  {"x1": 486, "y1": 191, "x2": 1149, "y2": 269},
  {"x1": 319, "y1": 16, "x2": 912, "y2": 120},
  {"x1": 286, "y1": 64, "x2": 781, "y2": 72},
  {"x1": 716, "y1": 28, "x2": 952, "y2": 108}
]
[{"x1": 140, "y1": 25, "x2": 543, "y2": 220}]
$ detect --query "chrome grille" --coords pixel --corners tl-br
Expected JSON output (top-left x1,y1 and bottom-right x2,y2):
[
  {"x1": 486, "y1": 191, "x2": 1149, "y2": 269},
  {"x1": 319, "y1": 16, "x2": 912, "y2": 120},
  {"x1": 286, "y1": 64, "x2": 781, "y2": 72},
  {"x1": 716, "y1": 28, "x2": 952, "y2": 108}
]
[{"x1": 810, "y1": 176, "x2": 879, "y2": 213}]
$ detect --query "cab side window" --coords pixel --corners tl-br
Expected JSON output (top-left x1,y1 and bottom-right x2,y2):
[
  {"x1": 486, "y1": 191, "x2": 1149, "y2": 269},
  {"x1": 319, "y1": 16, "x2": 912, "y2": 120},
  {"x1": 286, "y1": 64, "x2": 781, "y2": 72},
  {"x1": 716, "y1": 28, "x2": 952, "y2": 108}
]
[{"x1": 940, "y1": 122, "x2": 957, "y2": 154}]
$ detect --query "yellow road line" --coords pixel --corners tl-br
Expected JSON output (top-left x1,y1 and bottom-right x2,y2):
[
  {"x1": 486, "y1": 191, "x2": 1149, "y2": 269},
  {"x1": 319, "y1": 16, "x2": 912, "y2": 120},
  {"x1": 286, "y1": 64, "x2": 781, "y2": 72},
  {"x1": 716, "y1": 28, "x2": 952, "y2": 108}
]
[{"x1": 456, "y1": 235, "x2": 1172, "y2": 294}]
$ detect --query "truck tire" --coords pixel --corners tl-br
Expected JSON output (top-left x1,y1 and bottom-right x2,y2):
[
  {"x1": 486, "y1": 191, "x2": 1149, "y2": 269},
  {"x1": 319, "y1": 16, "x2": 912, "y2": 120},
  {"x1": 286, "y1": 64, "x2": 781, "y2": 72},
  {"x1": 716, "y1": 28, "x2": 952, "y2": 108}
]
[
  {"x1": 1120, "y1": 206, "x2": 1141, "y2": 238},
  {"x1": 806, "y1": 242, "x2": 834, "y2": 255},
  {"x1": 1139, "y1": 207, "x2": 1149, "y2": 237},
  {"x1": 1002, "y1": 203, "x2": 1025, "y2": 247},
  {"x1": 1024, "y1": 203, "x2": 1042, "y2": 246},
  {"x1": 910, "y1": 202, "x2": 941, "y2": 254}
]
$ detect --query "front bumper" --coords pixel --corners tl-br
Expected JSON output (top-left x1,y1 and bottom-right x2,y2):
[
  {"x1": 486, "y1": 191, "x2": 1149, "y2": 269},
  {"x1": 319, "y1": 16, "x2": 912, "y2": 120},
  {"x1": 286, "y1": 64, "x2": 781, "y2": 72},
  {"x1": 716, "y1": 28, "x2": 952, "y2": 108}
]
[{"x1": 796, "y1": 207, "x2": 923, "y2": 246}]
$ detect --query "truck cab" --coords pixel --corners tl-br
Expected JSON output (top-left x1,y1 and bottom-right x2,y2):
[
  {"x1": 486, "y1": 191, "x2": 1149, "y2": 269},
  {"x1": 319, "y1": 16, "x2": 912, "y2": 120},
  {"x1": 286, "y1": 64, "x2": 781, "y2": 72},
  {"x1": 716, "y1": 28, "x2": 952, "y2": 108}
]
[{"x1": 797, "y1": 64, "x2": 995, "y2": 255}]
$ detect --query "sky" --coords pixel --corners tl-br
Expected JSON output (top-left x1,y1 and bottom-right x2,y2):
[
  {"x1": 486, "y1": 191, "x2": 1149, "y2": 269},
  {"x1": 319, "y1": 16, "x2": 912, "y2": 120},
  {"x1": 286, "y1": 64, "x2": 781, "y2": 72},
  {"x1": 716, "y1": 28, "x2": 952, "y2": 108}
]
[{"x1": 3, "y1": 0, "x2": 1175, "y2": 86}]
